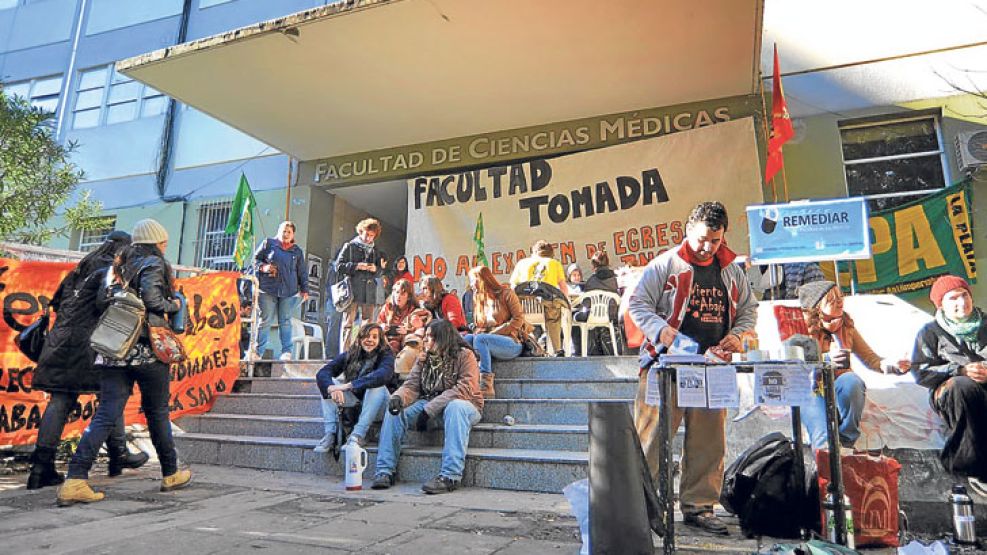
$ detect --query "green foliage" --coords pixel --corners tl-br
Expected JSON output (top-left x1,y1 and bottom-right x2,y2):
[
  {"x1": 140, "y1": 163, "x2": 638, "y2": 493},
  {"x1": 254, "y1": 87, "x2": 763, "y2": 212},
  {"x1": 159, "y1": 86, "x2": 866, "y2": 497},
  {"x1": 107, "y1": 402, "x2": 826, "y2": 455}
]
[{"x1": 0, "y1": 87, "x2": 106, "y2": 244}]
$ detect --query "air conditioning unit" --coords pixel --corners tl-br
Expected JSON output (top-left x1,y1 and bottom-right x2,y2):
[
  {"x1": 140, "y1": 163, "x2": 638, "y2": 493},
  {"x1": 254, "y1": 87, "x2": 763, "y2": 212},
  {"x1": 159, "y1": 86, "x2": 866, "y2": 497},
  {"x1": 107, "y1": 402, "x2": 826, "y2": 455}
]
[{"x1": 955, "y1": 131, "x2": 987, "y2": 174}]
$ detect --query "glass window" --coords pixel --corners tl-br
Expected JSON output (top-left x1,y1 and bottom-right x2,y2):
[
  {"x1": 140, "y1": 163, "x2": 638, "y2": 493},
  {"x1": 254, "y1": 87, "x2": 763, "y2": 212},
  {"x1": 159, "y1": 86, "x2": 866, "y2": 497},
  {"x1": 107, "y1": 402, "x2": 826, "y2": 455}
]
[
  {"x1": 839, "y1": 114, "x2": 949, "y2": 212},
  {"x1": 3, "y1": 75, "x2": 63, "y2": 115},
  {"x1": 106, "y1": 102, "x2": 137, "y2": 124},
  {"x1": 3, "y1": 82, "x2": 30, "y2": 99},
  {"x1": 72, "y1": 64, "x2": 172, "y2": 128}
]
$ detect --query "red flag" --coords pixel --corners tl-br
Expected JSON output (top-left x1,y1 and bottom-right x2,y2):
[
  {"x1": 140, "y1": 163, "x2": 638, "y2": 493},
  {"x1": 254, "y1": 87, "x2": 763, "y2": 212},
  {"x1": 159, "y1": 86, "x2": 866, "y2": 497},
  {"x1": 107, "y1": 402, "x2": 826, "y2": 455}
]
[{"x1": 765, "y1": 44, "x2": 794, "y2": 182}]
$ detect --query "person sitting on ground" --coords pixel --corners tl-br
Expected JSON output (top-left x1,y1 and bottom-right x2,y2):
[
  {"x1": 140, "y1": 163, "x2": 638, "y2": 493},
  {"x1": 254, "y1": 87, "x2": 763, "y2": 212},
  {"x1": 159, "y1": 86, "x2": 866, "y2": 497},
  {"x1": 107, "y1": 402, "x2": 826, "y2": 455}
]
[
  {"x1": 911, "y1": 275, "x2": 987, "y2": 493},
  {"x1": 464, "y1": 266, "x2": 528, "y2": 398},
  {"x1": 418, "y1": 274, "x2": 468, "y2": 332},
  {"x1": 567, "y1": 263, "x2": 584, "y2": 295},
  {"x1": 335, "y1": 218, "x2": 384, "y2": 351},
  {"x1": 377, "y1": 278, "x2": 416, "y2": 353},
  {"x1": 510, "y1": 240, "x2": 570, "y2": 356},
  {"x1": 314, "y1": 323, "x2": 395, "y2": 452},
  {"x1": 797, "y1": 280, "x2": 910, "y2": 450},
  {"x1": 371, "y1": 319, "x2": 483, "y2": 494},
  {"x1": 393, "y1": 308, "x2": 432, "y2": 377},
  {"x1": 253, "y1": 221, "x2": 309, "y2": 360}
]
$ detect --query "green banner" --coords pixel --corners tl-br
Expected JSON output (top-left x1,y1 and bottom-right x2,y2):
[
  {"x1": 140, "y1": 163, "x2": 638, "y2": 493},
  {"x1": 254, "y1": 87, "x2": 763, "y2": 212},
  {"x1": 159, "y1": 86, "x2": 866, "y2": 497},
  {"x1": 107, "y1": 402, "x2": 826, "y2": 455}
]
[{"x1": 842, "y1": 181, "x2": 976, "y2": 294}]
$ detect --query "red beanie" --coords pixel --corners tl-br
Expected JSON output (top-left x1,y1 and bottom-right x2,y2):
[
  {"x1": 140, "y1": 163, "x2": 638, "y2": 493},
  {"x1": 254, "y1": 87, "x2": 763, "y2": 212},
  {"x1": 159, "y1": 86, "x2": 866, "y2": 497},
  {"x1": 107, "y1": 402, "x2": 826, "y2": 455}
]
[{"x1": 930, "y1": 275, "x2": 972, "y2": 308}]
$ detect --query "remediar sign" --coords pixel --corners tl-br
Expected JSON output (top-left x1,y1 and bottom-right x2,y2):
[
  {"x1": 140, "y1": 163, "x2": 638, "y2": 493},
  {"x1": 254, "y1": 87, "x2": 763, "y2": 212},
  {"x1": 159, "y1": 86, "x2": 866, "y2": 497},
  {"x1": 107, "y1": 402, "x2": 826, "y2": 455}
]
[{"x1": 747, "y1": 198, "x2": 871, "y2": 264}]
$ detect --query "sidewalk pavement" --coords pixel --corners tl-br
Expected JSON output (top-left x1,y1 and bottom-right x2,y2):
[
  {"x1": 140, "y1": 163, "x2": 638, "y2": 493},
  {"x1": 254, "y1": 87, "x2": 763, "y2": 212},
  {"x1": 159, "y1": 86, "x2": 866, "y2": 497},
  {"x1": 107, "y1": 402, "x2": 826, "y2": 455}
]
[{"x1": 0, "y1": 461, "x2": 904, "y2": 554}]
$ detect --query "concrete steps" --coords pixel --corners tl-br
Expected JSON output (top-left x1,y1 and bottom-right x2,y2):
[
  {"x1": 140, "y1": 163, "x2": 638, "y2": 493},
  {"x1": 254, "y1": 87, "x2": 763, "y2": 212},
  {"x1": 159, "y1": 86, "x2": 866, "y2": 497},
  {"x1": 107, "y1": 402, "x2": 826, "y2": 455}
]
[{"x1": 176, "y1": 356, "x2": 640, "y2": 493}]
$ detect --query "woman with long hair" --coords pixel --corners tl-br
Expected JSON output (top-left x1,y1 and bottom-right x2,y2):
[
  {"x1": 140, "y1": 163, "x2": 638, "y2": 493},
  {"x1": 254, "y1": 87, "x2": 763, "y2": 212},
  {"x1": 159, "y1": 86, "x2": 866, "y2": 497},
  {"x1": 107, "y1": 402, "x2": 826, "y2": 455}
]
[
  {"x1": 464, "y1": 266, "x2": 527, "y2": 398},
  {"x1": 253, "y1": 220, "x2": 308, "y2": 360},
  {"x1": 797, "y1": 281, "x2": 909, "y2": 450},
  {"x1": 377, "y1": 278, "x2": 416, "y2": 353},
  {"x1": 58, "y1": 219, "x2": 191, "y2": 505},
  {"x1": 372, "y1": 319, "x2": 483, "y2": 494},
  {"x1": 418, "y1": 275, "x2": 467, "y2": 332},
  {"x1": 314, "y1": 323, "x2": 395, "y2": 452},
  {"x1": 27, "y1": 231, "x2": 148, "y2": 490},
  {"x1": 392, "y1": 256, "x2": 413, "y2": 285}
]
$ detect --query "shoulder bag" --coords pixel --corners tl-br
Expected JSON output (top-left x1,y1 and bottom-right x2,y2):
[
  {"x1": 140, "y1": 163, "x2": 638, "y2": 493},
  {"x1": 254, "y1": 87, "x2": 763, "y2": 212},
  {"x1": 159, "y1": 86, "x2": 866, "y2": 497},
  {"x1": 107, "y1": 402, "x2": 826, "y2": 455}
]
[{"x1": 15, "y1": 307, "x2": 50, "y2": 363}]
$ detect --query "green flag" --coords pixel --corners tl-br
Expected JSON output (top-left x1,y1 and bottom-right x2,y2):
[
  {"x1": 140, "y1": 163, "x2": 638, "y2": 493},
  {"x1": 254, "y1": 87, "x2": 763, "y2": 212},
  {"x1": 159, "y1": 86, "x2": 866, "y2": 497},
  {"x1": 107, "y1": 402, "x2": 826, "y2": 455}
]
[
  {"x1": 473, "y1": 213, "x2": 488, "y2": 267},
  {"x1": 225, "y1": 173, "x2": 256, "y2": 269}
]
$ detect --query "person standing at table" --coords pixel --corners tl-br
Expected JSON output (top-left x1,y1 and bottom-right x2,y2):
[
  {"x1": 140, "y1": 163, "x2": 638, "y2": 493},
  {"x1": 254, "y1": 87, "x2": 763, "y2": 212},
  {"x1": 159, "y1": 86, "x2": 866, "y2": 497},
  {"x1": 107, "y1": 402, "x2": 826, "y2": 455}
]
[
  {"x1": 253, "y1": 221, "x2": 309, "y2": 360},
  {"x1": 335, "y1": 218, "x2": 383, "y2": 350},
  {"x1": 628, "y1": 201, "x2": 757, "y2": 535}
]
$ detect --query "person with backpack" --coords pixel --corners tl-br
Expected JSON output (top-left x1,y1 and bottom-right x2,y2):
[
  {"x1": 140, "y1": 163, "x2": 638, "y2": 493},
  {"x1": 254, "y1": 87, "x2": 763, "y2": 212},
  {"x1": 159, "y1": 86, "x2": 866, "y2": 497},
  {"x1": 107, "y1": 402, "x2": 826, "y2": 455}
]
[
  {"x1": 253, "y1": 220, "x2": 308, "y2": 360},
  {"x1": 335, "y1": 218, "x2": 383, "y2": 351},
  {"x1": 313, "y1": 323, "x2": 395, "y2": 453},
  {"x1": 371, "y1": 319, "x2": 483, "y2": 494},
  {"x1": 26, "y1": 231, "x2": 148, "y2": 490},
  {"x1": 510, "y1": 240, "x2": 571, "y2": 356},
  {"x1": 57, "y1": 219, "x2": 191, "y2": 506},
  {"x1": 628, "y1": 201, "x2": 757, "y2": 535},
  {"x1": 464, "y1": 266, "x2": 528, "y2": 398}
]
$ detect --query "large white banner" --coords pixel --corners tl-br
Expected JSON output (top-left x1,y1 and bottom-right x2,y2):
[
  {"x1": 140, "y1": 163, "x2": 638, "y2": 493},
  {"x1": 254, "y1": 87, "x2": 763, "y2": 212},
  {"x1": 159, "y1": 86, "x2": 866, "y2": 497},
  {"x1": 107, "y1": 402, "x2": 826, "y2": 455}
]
[{"x1": 405, "y1": 117, "x2": 764, "y2": 291}]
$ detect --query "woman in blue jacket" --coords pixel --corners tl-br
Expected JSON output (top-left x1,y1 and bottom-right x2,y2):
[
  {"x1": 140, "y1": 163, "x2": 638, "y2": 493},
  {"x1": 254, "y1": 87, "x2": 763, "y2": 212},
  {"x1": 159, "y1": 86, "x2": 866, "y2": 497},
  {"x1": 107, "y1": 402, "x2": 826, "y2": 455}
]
[
  {"x1": 314, "y1": 323, "x2": 396, "y2": 452},
  {"x1": 253, "y1": 221, "x2": 308, "y2": 360}
]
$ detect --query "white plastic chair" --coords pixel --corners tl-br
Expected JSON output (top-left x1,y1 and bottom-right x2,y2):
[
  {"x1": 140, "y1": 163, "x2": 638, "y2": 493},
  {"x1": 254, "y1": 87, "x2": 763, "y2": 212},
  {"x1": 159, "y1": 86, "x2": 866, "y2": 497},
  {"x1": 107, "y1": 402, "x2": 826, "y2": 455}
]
[
  {"x1": 572, "y1": 291, "x2": 620, "y2": 356},
  {"x1": 291, "y1": 318, "x2": 325, "y2": 360}
]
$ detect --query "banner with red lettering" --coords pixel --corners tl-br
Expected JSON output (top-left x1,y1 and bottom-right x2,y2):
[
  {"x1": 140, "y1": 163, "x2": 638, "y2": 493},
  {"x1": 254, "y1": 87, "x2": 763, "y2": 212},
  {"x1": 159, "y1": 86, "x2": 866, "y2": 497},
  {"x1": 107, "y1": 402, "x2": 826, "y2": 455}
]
[
  {"x1": 405, "y1": 117, "x2": 764, "y2": 291},
  {"x1": 0, "y1": 259, "x2": 242, "y2": 446}
]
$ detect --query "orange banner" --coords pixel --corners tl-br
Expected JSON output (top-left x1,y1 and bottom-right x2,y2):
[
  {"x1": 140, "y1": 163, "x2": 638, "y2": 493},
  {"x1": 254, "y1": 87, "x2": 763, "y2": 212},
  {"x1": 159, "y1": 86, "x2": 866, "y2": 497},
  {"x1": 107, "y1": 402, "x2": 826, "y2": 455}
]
[{"x1": 0, "y1": 259, "x2": 242, "y2": 446}]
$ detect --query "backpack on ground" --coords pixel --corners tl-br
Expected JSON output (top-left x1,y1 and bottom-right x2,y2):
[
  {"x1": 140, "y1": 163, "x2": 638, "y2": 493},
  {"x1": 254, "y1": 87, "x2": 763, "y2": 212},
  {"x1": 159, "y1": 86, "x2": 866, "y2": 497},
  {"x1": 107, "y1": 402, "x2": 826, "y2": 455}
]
[{"x1": 721, "y1": 432, "x2": 819, "y2": 538}]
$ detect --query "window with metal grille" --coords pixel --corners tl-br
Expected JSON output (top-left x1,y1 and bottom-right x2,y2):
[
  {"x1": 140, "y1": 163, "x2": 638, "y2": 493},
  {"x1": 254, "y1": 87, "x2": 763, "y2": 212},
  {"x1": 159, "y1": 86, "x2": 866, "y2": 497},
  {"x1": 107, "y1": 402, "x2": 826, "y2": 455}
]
[
  {"x1": 839, "y1": 112, "x2": 950, "y2": 212},
  {"x1": 195, "y1": 201, "x2": 236, "y2": 270},
  {"x1": 72, "y1": 65, "x2": 167, "y2": 130},
  {"x1": 78, "y1": 217, "x2": 116, "y2": 252}
]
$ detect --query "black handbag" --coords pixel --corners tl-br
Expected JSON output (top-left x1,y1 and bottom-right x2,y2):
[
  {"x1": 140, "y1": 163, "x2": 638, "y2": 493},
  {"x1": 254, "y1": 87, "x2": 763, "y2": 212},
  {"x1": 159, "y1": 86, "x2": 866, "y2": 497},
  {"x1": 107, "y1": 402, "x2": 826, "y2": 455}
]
[{"x1": 15, "y1": 308, "x2": 50, "y2": 363}]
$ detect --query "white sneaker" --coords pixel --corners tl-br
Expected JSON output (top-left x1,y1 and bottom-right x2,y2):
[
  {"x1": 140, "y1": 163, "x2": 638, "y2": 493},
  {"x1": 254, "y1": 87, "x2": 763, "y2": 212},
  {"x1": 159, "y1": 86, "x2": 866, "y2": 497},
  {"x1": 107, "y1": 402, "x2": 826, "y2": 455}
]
[
  {"x1": 313, "y1": 433, "x2": 335, "y2": 453},
  {"x1": 278, "y1": 352, "x2": 292, "y2": 361}
]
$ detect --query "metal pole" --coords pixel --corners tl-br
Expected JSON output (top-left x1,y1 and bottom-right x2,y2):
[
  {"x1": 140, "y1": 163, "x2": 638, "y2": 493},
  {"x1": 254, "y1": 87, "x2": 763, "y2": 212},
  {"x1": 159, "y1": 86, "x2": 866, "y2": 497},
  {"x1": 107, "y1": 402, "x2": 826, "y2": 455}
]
[
  {"x1": 659, "y1": 366, "x2": 676, "y2": 555},
  {"x1": 821, "y1": 362, "x2": 849, "y2": 545},
  {"x1": 246, "y1": 274, "x2": 260, "y2": 377},
  {"x1": 790, "y1": 404, "x2": 807, "y2": 539}
]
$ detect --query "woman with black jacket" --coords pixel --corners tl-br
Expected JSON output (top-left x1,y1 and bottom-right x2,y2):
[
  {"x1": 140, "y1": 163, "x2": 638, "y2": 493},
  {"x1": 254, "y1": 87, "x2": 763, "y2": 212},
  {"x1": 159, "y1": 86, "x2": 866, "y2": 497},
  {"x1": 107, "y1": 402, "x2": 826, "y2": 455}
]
[
  {"x1": 27, "y1": 231, "x2": 148, "y2": 490},
  {"x1": 335, "y1": 218, "x2": 383, "y2": 350},
  {"x1": 314, "y1": 323, "x2": 395, "y2": 452},
  {"x1": 58, "y1": 219, "x2": 191, "y2": 506}
]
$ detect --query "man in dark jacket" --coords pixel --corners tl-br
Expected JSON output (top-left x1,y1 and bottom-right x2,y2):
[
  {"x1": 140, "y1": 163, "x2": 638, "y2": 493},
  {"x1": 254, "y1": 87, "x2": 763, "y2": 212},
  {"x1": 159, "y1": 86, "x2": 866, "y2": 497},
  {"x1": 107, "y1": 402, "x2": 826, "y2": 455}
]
[
  {"x1": 335, "y1": 218, "x2": 383, "y2": 352},
  {"x1": 912, "y1": 275, "x2": 987, "y2": 491}
]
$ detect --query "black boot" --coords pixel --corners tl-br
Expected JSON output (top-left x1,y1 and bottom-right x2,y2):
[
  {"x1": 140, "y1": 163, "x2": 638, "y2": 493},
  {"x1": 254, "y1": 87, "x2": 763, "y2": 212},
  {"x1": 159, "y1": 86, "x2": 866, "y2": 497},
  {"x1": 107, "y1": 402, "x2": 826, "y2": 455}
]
[
  {"x1": 26, "y1": 447, "x2": 64, "y2": 490},
  {"x1": 108, "y1": 449, "x2": 150, "y2": 477}
]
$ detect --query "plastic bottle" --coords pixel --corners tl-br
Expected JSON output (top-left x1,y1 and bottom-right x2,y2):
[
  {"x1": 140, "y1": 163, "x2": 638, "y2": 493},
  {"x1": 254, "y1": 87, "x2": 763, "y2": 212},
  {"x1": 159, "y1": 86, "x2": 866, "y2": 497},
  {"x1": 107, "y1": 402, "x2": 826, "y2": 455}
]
[
  {"x1": 823, "y1": 488, "x2": 855, "y2": 549},
  {"x1": 951, "y1": 484, "x2": 976, "y2": 544}
]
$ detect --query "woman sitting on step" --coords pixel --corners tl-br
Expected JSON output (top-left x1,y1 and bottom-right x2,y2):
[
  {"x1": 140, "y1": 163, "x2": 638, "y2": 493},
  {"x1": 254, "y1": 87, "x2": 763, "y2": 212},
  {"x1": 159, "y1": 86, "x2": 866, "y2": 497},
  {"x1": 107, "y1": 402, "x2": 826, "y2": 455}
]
[
  {"x1": 463, "y1": 266, "x2": 528, "y2": 399},
  {"x1": 314, "y1": 323, "x2": 396, "y2": 452},
  {"x1": 377, "y1": 278, "x2": 416, "y2": 354}
]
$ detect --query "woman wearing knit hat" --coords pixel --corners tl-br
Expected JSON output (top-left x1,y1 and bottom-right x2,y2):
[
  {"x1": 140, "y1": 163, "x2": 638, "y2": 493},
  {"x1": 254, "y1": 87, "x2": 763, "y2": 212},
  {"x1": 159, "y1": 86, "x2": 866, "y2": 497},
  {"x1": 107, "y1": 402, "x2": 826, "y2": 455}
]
[
  {"x1": 27, "y1": 231, "x2": 146, "y2": 490},
  {"x1": 58, "y1": 219, "x2": 191, "y2": 505},
  {"x1": 912, "y1": 275, "x2": 987, "y2": 489},
  {"x1": 797, "y1": 280, "x2": 910, "y2": 451}
]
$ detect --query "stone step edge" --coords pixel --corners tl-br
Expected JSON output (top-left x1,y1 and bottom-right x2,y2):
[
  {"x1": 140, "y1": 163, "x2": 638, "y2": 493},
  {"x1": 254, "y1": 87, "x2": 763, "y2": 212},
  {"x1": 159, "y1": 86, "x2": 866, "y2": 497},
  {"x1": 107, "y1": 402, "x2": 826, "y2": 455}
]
[
  {"x1": 268, "y1": 356, "x2": 637, "y2": 365},
  {"x1": 176, "y1": 432, "x2": 589, "y2": 463},
  {"x1": 218, "y1": 393, "x2": 633, "y2": 403},
  {"x1": 238, "y1": 377, "x2": 638, "y2": 384},
  {"x1": 181, "y1": 413, "x2": 589, "y2": 433}
]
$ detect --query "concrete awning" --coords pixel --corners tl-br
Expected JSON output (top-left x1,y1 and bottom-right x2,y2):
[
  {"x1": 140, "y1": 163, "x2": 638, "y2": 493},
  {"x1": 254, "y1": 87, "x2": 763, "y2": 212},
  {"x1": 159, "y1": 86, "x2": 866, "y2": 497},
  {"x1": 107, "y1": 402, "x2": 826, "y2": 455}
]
[{"x1": 118, "y1": 0, "x2": 764, "y2": 162}]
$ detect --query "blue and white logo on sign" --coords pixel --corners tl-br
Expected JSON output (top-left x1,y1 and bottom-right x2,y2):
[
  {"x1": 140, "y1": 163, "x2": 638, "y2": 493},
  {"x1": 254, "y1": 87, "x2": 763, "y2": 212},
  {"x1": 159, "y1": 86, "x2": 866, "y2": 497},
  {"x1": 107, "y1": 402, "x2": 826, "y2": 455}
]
[{"x1": 746, "y1": 198, "x2": 870, "y2": 264}]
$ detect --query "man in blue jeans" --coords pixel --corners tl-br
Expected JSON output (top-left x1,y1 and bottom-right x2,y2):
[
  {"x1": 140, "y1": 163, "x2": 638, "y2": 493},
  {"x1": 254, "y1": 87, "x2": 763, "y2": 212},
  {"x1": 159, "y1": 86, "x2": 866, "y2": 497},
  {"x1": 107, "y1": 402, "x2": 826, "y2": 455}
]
[{"x1": 371, "y1": 319, "x2": 484, "y2": 494}]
